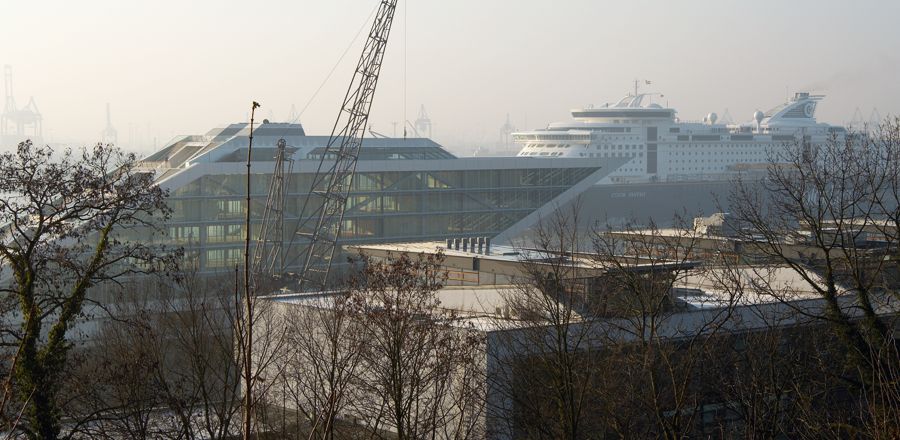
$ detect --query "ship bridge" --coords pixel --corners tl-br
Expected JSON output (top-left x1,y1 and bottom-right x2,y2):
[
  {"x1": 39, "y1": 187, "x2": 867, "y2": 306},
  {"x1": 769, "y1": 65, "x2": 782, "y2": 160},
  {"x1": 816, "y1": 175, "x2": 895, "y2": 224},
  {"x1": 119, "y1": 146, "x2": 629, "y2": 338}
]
[{"x1": 571, "y1": 93, "x2": 676, "y2": 122}]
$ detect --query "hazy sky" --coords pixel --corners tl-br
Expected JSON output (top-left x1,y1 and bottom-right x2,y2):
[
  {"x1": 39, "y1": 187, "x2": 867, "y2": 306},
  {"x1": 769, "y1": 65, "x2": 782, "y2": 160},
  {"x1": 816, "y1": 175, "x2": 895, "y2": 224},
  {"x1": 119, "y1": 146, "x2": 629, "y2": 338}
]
[{"x1": 2, "y1": 0, "x2": 899, "y2": 155}]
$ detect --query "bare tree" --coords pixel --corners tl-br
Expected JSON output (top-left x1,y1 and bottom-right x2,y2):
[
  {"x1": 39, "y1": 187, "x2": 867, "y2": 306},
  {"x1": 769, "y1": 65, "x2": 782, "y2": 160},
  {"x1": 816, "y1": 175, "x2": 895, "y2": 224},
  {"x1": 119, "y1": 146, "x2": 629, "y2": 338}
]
[
  {"x1": 486, "y1": 206, "x2": 608, "y2": 440},
  {"x1": 66, "y1": 269, "x2": 288, "y2": 440},
  {"x1": 486, "y1": 204, "x2": 742, "y2": 439},
  {"x1": 150, "y1": 273, "x2": 245, "y2": 440},
  {"x1": 60, "y1": 303, "x2": 165, "y2": 440},
  {"x1": 278, "y1": 292, "x2": 364, "y2": 440},
  {"x1": 726, "y1": 122, "x2": 900, "y2": 436},
  {"x1": 348, "y1": 251, "x2": 485, "y2": 440},
  {"x1": 151, "y1": 270, "x2": 285, "y2": 440},
  {"x1": 39, "y1": 272, "x2": 242, "y2": 440},
  {"x1": 0, "y1": 141, "x2": 175, "y2": 439},
  {"x1": 594, "y1": 219, "x2": 738, "y2": 439}
]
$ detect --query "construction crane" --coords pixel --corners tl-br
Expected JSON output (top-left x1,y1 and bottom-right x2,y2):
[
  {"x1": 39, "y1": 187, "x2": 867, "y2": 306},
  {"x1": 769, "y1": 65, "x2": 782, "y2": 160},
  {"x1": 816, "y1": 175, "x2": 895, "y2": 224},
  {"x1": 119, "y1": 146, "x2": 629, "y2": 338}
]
[
  {"x1": 414, "y1": 104, "x2": 432, "y2": 138},
  {"x1": 500, "y1": 113, "x2": 515, "y2": 149},
  {"x1": 2, "y1": 66, "x2": 15, "y2": 120},
  {"x1": 253, "y1": 138, "x2": 294, "y2": 277},
  {"x1": 1, "y1": 65, "x2": 43, "y2": 145},
  {"x1": 101, "y1": 103, "x2": 118, "y2": 145},
  {"x1": 289, "y1": 0, "x2": 399, "y2": 291}
]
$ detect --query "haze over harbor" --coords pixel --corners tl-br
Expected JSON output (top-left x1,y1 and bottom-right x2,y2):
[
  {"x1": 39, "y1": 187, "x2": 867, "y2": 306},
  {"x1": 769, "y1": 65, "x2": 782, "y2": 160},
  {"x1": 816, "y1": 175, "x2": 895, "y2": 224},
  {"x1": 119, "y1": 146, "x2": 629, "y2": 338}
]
[
  {"x1": 1, "y1": 1, "x2": 899, "y2": 438},
  {"x1": 1, "y1": 0, "x2": 899, "y2": 154}
]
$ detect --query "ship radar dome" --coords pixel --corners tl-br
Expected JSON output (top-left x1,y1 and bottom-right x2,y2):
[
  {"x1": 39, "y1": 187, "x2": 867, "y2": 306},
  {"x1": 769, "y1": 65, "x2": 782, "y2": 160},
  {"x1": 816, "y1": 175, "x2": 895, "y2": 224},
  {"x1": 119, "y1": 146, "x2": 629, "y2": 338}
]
[
  {"x1": 753, "y1": 110, "x2": 764, "y2": 124},
  {"x1": 707, "y1": 112, "x2": 718, "y2": 125}
]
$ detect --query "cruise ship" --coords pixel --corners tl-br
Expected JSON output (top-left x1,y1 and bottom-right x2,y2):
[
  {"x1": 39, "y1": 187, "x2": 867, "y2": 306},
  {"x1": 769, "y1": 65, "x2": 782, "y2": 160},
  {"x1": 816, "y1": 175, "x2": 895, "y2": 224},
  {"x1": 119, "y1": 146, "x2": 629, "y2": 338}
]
[
  {"x1": 128, "y1": 122, "x2": 628, "y2": 273},
  {"x1": 513, "y1": 91, "x2": 847, "y2": 224}
]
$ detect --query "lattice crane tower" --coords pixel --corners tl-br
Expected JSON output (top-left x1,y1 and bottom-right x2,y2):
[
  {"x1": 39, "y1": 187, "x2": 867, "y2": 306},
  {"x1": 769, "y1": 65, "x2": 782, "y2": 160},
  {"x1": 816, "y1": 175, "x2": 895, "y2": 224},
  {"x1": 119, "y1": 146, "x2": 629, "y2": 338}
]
[
  {"x1": 253, "y1": 138, "x2": 294, "y2": 277},
  {"x1": 415, "y1": 105, "x2": 432, "y2": 138},
  {"x1": 291, "y1": 0, "x2": 399, "y2": 290}
]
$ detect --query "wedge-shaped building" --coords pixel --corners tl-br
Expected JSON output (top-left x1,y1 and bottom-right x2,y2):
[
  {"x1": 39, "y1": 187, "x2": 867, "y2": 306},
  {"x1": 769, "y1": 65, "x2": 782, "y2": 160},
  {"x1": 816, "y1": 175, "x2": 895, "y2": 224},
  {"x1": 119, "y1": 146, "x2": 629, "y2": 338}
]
[{"x1": 131, "y1": 122, "x2": 626, "y2": 273}]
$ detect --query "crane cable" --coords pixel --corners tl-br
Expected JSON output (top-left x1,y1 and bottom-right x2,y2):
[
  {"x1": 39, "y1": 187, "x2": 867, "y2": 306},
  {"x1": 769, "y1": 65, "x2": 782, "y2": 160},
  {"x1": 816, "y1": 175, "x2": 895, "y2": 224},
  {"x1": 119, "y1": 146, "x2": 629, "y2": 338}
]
[
  {"x1": 292, "y1": 2, "x2": 380, "y2": 124},
  {"x1": 403, "y1": 0, "x2": 407, "y2": 139}
]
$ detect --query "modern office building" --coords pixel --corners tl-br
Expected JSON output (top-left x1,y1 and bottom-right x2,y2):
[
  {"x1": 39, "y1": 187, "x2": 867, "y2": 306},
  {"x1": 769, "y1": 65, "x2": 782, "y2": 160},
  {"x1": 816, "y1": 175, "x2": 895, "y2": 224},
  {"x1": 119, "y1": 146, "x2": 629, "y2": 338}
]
[{"x1": 131, "y1": 122, "x2": 627, "y2": 273}]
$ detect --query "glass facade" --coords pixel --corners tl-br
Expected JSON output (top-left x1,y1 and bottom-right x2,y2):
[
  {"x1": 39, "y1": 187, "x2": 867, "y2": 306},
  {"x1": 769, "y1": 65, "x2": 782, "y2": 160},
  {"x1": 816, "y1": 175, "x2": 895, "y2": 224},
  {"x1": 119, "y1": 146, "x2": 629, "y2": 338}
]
[
  {"x1": 118, "y1": 124, "x2": 618, "y2": 275},
  {"x1": 141, "y1": 166, "x2": 599, "y2": 272}
]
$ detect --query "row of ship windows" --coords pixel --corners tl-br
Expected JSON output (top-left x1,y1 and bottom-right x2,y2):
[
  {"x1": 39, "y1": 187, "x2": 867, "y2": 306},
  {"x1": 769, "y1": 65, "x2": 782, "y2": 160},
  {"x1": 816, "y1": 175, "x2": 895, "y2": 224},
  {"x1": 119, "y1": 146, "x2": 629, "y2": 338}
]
[
  {"x1": 520, "y1": 151, "x2": 566, "y2": 156},
  {"x1": 667, "y1": 167, "x2": 734, "y2": 173},
  {"x1": 522, "y1": 144, "x2": 776, "y2": 157},
  {"x1": 662, "y1": 143, "x2": 764, "y2": 148},
  {"x1": 523, "y1": 143, "x2": 572, "y2": 149},
  {"x1": 599, "y1": 144, "x2": 642, "y2": 150},
  {"x1": 661, "y1": 151, "x2": 766, "y2": 158},
  {"x1": 665, "y1": 151, "x2": 762, "y2": 156},
  {"x1": 523, "y1": 135, "x2": 643, "y2": 148},
  {"x1": 519, "y1": 151, "x2": 646, "y2": 158},
  {"x1": 521, "y1": 144, "x2": 642, "y2": 153},
  {"x1": 582, "y1": 152, "x2": 643, "y2": 158},
  {"x1": 526, "y1": 142, "x2": 768, "y2": 153},
  {"x1": 668, "y1": 158, "x2": 765, "y2": 164},
  {"x1": 612, "y1": 168, "x2": 644, "y2": 174},
  {"x1": 515, "y1": 134, "x2": 590, "y2": 141}
]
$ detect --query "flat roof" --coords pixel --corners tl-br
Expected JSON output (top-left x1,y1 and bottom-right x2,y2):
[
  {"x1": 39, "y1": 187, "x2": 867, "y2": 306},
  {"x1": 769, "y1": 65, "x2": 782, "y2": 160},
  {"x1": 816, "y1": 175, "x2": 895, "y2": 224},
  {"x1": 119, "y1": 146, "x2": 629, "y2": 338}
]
[
  {"x1": 673, "y1": 266, "x2": 837, "y2": 309},
  {"x1": 260, "y1": 279, "x2": 899, "y2": 341},
  {"x1": 262, "y1": 284, "x2": 543, "y2": 332},
  {"x1": 349, "y1": 241, "x2": 696, "y2": 273}
]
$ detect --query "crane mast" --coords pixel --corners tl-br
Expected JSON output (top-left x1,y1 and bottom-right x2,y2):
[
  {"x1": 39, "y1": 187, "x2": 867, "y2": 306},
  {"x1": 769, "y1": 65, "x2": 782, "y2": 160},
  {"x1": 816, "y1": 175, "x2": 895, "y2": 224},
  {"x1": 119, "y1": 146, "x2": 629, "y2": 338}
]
[
  {"x1": 253, "y1": 138, "x2": 293, "y2": 277},
  {"x1": 292, "y1": 0, "x2": 398, "y2": 291}
]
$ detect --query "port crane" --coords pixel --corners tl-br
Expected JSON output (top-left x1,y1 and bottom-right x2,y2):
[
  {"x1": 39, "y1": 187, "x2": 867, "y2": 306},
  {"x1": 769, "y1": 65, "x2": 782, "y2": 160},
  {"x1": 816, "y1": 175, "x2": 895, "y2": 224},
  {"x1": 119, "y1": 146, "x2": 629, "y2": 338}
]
[{"x1": 276, "y1": 0, "x2": 399, "y2": 291}]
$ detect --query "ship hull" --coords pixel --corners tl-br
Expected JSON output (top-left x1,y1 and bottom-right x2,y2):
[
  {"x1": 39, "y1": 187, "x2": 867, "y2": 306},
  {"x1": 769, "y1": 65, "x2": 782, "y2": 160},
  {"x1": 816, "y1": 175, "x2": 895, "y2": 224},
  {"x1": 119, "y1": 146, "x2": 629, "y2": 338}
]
[{"x1": 572, "y1": 180, "x2": 741, "y2": 228}]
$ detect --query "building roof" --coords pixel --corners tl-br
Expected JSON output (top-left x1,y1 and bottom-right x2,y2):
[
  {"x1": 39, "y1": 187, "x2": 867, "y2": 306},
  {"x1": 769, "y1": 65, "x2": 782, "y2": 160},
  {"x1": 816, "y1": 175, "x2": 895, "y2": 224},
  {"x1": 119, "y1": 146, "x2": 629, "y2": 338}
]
[
  {"x1": 139, "y1": 122, "x2": 456, "y2": 171},
  {"x1": 261, "y1": 269, "x2": 899, "y2": 343},
  {"x1": 350, "y1": 241, "x2": 695, "y2": 273},
  {"x1": 673, "y1": 266, "x2": 842, "y2": 309}
]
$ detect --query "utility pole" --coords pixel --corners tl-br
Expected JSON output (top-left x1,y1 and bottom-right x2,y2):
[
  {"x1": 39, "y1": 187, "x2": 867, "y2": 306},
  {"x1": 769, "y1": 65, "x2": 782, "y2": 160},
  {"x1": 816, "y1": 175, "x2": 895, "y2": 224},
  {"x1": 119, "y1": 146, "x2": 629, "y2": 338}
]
[{"x1": 242, "y1": 100, "x2": 260, "y2": 440}]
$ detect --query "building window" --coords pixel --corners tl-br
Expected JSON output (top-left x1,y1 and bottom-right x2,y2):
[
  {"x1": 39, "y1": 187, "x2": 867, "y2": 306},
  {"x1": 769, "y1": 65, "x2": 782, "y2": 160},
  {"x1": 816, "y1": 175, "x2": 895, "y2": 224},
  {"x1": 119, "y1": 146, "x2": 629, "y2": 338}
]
[
  {"x1": 206, "y1": 248, "x2": 241, "y2": 269},
  {"x1": 207, "y1": 224, "x2": 243, "y2": 243},
  {"x1": 169, "y1": 226, "x2": 200, "y2": 244},
  {"x1": 216, "y1": 200, "x2": 244, "y2": 220}
]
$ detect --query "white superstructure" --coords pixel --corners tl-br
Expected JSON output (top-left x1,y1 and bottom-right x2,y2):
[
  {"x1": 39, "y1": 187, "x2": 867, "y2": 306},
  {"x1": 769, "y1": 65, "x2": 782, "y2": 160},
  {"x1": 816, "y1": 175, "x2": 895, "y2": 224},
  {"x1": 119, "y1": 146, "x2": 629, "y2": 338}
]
[{"x1": 514, "y1": 91, "x2": 846, "y2": 184}]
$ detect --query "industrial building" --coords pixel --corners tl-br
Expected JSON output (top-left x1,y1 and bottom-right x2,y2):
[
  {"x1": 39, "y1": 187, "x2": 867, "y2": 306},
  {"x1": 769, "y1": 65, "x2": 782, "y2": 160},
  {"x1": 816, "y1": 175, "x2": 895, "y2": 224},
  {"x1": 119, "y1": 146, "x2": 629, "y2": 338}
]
[{"x1": 253, "y1": 236, "x2": 899, "y2": 439}]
